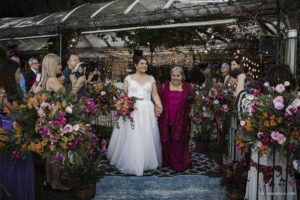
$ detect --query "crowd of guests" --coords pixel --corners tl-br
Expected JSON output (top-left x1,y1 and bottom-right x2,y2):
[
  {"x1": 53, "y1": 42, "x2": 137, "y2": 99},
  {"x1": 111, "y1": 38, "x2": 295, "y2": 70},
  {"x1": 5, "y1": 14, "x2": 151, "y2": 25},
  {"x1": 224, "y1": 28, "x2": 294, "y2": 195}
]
[{"x1": 0, "y1": 48, "x2": 298, "y2": 199}]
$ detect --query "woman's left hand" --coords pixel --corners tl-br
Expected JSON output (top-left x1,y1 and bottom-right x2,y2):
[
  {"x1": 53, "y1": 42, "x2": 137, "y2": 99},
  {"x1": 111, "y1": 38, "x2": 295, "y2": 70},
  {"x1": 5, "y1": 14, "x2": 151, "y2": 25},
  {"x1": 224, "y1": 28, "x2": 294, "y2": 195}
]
[{"x1": 189, "y1": 111, "x2": 194, "y2": 118}]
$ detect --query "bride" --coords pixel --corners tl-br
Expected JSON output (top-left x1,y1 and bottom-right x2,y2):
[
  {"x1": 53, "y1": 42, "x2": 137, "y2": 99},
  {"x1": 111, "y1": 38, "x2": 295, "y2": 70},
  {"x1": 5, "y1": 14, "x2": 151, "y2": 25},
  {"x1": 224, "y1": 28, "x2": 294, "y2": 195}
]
[{"x1": 107, "y1": 56, "x2": 163, "y2": 176}]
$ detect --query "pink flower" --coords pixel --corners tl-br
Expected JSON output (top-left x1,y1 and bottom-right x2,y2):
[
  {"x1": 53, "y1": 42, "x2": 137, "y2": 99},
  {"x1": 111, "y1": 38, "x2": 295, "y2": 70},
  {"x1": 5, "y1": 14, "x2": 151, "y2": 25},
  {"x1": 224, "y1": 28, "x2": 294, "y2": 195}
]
[
  {"x1": 73, "y1": 124, "x2": 80, "y2": 131},
  {"x1": 278, "y1": 134, "x2": 286, "y2": 145},
  {"x1": 203, "y1": 112, "x2": 208, "y2": 118},
  {"x1": 274, "y1": 84, "x2": 285, "y2": 93},
  {"x1": 40, "y1": 102, "x2": 50, "y2": 110},
  {"x1": 65, "y1": 106, "x2": 72, "y2": 114},
  {"x1": 256, "y1": 141, "x2": 263, "y2": 148},
  {"x1": 271, "y1": 131, "x2": 281, "y2": 141},
  {"x1": 298, "y1": 92, "x2": 300, "y2": 96},
  {"x1": 38, "y1": 109, "x2": 46, "y2": 118},
  {"x1": 222, "y1": 104, "x2": 229, "y2": 112},
  {"x1": 263, "y1": 82, "x2": 269, "y2": 87},
  {"x1": 273, "y1": 96, "x2": 284, "y2": 110},
  {"x1": 64, "y1": 124, "x2": 73, "y2": 133},
  {"x1": 213, "y1": 100, "x2": 219, "y2": 104},
  {"x1": 285, "y1": 105, "x2": 294, "y2": 115},
  {"x1": 291, "y1": 98, "x2": 300, "y2": 108},
  {"x1": 202, "y1": 106, "x2": 206, "y2": 111}
]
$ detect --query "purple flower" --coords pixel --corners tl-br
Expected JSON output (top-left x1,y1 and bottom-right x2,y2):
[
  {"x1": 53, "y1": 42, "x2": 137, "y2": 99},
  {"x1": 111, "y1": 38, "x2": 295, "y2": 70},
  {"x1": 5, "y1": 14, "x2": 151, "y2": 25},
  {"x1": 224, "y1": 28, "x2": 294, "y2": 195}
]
[{"x1": 275, "y1": 84, "x2": 285, "y2": 93}]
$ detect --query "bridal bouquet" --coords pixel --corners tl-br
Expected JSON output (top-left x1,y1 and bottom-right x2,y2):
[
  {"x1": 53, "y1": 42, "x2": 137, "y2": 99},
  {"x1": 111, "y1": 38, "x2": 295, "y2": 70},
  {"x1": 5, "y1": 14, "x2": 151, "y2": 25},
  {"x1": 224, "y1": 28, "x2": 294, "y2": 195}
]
[
  {"x1": 114, "y1": 94, "x2": 136, "y2": 129},
  {"x1": 237, "y1": 82, "x2": 300, "y2": 156}
]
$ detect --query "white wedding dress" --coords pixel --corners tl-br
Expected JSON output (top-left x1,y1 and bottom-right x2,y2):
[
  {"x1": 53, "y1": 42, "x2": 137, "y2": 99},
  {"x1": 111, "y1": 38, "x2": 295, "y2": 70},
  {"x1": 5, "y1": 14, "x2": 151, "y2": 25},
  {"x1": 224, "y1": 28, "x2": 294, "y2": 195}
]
[{"x1": 107, "y1": 75, "x2": 162, "y2": 176}]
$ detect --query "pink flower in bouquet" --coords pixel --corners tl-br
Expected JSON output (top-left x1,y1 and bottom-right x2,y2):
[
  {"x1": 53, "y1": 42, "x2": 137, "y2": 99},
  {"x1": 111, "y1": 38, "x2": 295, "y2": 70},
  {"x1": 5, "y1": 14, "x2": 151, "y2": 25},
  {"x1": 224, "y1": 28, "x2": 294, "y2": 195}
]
[
  {"x1": 285, "y1": 105, "x2": 296, "y2": 115},
  {"x1": 278, "y1": 134, "x2": 286, "y2": 145},
  {"x1": 291, "y1": 98, "x2": 300, "y2": 108},
  {"x1": 73, "y1": 124, "x2": 80, "y2": 131},
  {"x1": 271, "y1": 131, "x2": 281, "y2": 141},
  {"x1": 203, "y1": 112, "x2": 208, "y2": 118},
  {"x1": 222, "y1": 104, "x2": 229, "y2": 112},
  {"x1": 275, "y1": 84, "x2": 285, "y2": 93},
  {"x1": 40, "y1": 102, "x2": 51, "y2": 110},
  {"x1": 263, "y1": 82, "x2": 269, "y2": 87},
  {"x1": 256, "y1": 141, "x2": 263, "y2": 148},
  {"x1": 65, "y1": 106, "x2": 72, "y2": 114},
  {"x1": 202, "y1": 106, "x2": 206, "y2": 111},
  {"x1": 257, "y1": 132, "x2": 264, "y2": 138},
  {"x1": 64, "y1": 124, "x2": 73, "y2": 133},
  {"x1": 298, "y1": 92, "x2": 300, "y2": 96},
  {"x1": 273, "y1": 96, "x2": 284, "y2": 110},
  {"x1": 38, "y1": 109, "x2": 46, "y2": 118},
  {"x1": 213, "y1": 100, "x2": 219, "y2": 104}
]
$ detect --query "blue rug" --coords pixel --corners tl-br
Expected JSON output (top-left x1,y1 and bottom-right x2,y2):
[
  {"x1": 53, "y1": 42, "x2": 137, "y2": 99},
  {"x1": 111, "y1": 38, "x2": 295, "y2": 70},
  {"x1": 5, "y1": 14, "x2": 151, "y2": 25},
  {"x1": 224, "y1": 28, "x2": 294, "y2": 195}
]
[{"x1": 94, "y1": 175, "x2": 226, "y2": 200}]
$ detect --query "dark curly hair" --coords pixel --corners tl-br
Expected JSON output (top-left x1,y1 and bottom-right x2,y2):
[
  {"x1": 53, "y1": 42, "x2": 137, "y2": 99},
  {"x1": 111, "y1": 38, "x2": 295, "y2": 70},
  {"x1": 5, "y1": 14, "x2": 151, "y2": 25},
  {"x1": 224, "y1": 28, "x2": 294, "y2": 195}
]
[{"x1": 265, "y1": 64, "x2": 296, "y2": 91}]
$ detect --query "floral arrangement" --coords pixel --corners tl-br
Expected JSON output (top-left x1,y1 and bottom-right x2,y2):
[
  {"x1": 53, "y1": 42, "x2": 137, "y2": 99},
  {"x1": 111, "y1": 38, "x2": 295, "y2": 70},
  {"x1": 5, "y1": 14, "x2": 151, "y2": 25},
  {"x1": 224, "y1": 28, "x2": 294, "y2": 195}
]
[
  {"x1": 86, "y1": 80, "x2": 120, "y2": 115},
  {"x1": 237, "y1": 81, "x2": 300, "y2": 156},
  {"x1": 214, "y1": 156, "x2": 248, "y2": 192},
  {"x1": 114, "y1": 94, "x2": 136, "y2": 129},
  {"x1": 0, "y1": 95, "x2": 43, "y2": 162},
  {"x1": 0, "y1": 92, "x2": 107, "y2": 168},
  {"x1": 193, "y1": 78, "x2": 230, "y2": 138}
]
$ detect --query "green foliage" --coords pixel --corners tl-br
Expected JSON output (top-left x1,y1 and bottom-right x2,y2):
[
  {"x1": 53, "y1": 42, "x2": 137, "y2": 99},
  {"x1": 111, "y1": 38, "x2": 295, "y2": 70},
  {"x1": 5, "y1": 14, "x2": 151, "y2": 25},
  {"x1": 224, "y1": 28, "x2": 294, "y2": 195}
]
[{"x1": 67, "y1": 155, "x2": 106, "y2": 186}]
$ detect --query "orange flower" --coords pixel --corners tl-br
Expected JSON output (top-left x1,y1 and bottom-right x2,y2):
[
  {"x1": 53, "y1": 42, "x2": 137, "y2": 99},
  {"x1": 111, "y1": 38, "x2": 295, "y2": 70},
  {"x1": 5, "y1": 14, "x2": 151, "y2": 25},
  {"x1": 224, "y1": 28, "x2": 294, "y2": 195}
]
[
  {"x1": 261, "y1": 150, "x2": 269, "y2": 155},
  {"x1": 264, "y1": 120, "x2": 270, "y2": 127},
  {"x1": 245, "y1": 120, "x2": 253, "y2": 131},
  {"x1": 14, "y1": 123, "x2": 22, "y2": 134},
  {"x1": 239, "y1": 142, "x2": 245, "y2": 148},
  {"x1": 12, "y1": 101, "x2": 18, "y2": 109},
  {"x1": 258, "y1": 124, "x2": 264, "y2": 131},
  {"x1": 62, "y1": 100, "x2": 67, "y2": 108},
  {"x1": 0, "y1": 142, "x2": 5, "y2": 148},
  {"x1": 22, "y1": 143, "x2": 27, "y2": 149},
  {"x1": 243, "y1": 147, "x2": 249, "y2": 153},
  {"x1": 277, "y1": 117, "x2": 283, "y2": 123},
  {"x1": 41, "y1": 140, "x2": 47, "y2": 147},
  {"x1": 56, "y1": 101, "x2": 61, "y2": 109},
  {"x1": 49, "y1": 145, "x2": 55, "y2": 151},
  {"x1": 37, "y1": 94, "x2": 47, "y2": 101},
  {"x1": 270, "y1": 120, "x2": 277, "y2": 127},
  {"x1": 3, "y1": 107, "x2": 10, "y2": 114},
  {"x1": 236, "y1": 140, "x2": 241, "y2": 145},
  {"x1": 262, "y1": 112, "x2": 268, "y2": 118},
  {"x1": 0, "y1": 128, "x2": 3, "y2": 134},
  {"x1": 270, "y1": 115, "x2": 275, "y2": 120},
  {"x1": 29, "y1": 98, "x2": 39, "y2": 107},
  {"x1": 0, "y1": 135, "x2": 8, "y2": 141}
]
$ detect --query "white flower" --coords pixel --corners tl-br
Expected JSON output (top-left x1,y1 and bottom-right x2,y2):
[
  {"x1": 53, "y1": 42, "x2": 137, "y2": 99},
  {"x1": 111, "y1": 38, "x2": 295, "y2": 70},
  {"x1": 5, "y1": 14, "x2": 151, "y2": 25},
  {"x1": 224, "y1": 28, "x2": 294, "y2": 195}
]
[
  {"x1": 240, "y1": 121, "x2": 246, "y2": 126},
  {"x1": 101, "y1": 91, "x2": 106, "y2": 96},
  {"x1": 263, "y1": 82, "x2": 269, "y2": 87},
  {"x1": 65, "y1": 106, "x2": 72, "y2": 114},
  {"x1": 247, "y1": 95, "x2": 254, "y2": 101},
  {"x1": 73, "y1": 124, "x2": 80, "y2": 131},
  {"x1": 284, "y1": 81, "x2": 290, "y2": 87}
]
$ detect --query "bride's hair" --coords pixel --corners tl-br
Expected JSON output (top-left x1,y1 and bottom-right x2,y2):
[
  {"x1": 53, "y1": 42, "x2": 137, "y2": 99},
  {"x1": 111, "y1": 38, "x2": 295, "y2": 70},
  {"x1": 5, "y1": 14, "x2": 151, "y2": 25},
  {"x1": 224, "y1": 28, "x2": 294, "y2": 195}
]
[
  {"x1": 170, "y1": 66, "x2": 185, "y2": 81},
  {"x1": 133, "y1": 56, "x2": 148, "y2": 65}
]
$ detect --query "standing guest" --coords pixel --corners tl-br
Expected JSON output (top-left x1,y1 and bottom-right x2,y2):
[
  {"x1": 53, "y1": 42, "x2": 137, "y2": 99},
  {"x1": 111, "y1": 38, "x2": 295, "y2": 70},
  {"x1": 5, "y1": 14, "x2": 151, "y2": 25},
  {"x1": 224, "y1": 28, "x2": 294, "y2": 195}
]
[
  {"x1": 219, "y1": 63, "x2": 230, "y2": 84},
  {"x1": 24, "y1": 57, "x2": 39, "y2": 92},
  {"x1": 6, "y1": 50, "x2": 26, "y2": 97},
  {"x1": 158, "y1": 67, "x2": 194, "y2": 171},
  {"x1": 63, "y1": 54, "x2": 86, "y2": 95},
  {"x1": 0, "y1": 59, "x2": 35, "y2": 200}
]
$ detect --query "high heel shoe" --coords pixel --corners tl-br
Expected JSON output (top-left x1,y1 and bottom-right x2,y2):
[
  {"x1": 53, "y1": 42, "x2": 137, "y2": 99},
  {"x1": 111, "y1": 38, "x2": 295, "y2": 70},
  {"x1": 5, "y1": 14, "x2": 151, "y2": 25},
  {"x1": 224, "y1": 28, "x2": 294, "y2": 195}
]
[{"x1": 42, "y1": 180, "x2": 50, "y2": 190}]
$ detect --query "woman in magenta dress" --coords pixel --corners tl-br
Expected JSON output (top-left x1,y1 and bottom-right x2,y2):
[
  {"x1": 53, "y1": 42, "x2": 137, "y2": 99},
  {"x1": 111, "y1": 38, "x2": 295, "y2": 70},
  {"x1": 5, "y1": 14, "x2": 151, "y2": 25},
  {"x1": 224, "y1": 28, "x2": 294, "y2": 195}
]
[{"x1": 158, "y1": 67, "x2": 194, "y2": 171}]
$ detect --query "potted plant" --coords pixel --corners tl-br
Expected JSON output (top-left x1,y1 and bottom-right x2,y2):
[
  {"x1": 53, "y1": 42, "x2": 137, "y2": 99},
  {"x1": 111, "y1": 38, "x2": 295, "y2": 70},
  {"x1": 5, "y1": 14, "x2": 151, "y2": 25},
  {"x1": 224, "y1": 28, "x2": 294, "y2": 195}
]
[
  {"x1": 68, "y1": 155, "x2": 107, "y2": 200},
  {"x1": 214, "y1": 156, "x2": 248, "y2": 200}
]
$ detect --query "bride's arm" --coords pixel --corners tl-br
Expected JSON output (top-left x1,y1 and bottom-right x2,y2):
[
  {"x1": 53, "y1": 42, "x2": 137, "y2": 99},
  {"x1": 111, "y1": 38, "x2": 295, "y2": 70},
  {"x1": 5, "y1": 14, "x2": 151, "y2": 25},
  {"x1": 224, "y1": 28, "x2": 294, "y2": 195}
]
[
  {"x1": 151, "y1": 82, "x2": 163, "y2": 116},
  {"x1": 123, "y1": 79, "x2": 129, "y2": 94}
]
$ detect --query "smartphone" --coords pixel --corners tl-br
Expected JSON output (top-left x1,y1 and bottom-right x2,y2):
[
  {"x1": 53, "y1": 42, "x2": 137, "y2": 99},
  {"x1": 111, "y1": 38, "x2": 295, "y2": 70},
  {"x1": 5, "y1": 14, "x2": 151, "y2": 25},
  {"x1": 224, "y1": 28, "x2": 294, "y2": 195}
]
[{"x1": 94, "y1": 68, "x2": 98, "y2": 72}]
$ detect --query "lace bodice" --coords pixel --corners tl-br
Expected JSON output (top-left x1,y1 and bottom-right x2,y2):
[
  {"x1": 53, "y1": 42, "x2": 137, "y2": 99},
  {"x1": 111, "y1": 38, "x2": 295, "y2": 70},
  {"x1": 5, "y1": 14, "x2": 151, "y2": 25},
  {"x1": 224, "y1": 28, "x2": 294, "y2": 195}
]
[{"x1": 125, "y1": 75, "x2": 155, "y2": 100}]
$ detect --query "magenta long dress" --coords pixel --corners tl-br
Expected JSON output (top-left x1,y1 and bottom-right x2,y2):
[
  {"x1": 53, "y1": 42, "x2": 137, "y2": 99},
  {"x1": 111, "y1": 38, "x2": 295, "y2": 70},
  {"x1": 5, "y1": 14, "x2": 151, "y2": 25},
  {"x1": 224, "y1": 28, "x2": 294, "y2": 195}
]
[{"x1": 159, "y1": 82, "x2": 194, "y2": 171}]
